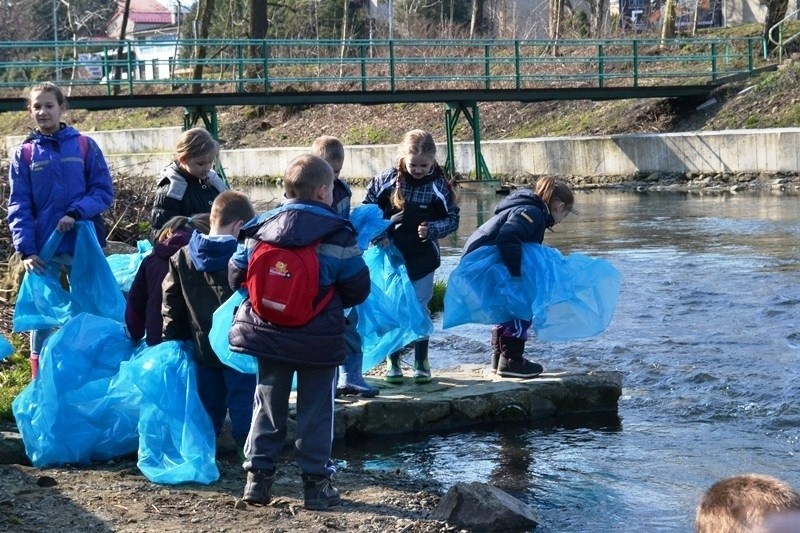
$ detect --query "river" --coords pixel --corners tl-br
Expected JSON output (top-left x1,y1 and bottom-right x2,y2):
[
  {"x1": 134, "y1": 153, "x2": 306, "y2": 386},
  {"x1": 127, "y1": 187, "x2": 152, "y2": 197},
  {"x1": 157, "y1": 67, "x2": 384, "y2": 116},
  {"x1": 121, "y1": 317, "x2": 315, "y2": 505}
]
[{"x1": 244, "y1": 184, "x2": 800, "y2": 531}]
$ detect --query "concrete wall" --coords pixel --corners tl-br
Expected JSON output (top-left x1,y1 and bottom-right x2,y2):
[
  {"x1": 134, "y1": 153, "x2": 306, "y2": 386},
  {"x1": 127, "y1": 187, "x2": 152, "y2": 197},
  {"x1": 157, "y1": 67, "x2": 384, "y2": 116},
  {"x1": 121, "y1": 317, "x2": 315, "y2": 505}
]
[{"x1": 7, "y1": 126, "x2": 800, "y2": 180}]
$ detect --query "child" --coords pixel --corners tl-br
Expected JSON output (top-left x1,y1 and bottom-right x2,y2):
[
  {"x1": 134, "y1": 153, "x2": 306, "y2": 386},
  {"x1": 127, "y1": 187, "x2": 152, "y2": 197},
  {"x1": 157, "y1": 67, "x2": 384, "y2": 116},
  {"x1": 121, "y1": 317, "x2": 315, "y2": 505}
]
[
  {"x1": 311, "y1": 135, "x2": 378, "y2": 398},
  {"x1": 363, "y1": 129, "x2": 460, "y2": 384},
  {"x1": 161, "y1": 190, "x2": 256, "y2": 459},
  {"x1": 229, "y1": 154, "x2": 370, "y2": 509},
  {"x1": 7, "y1": 81, "x2": 114, "y2": 378},
  {"x1": 125, "y1": 214, "x2": 210, "y2": 346},
  {"x1": 462, "y1": 177, "x2": 575, "y2": 378},
  {"x1": 696, "y1": 474, "x2": 800, "y2": 533},
  {"x1": 150, "y1": 127, "x2": 228, "y2": 234}
]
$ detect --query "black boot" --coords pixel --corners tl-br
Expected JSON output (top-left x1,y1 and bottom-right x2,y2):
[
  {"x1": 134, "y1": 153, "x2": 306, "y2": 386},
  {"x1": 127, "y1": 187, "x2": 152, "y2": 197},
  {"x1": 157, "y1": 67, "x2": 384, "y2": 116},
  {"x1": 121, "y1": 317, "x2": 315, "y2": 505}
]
[
  {"x1": 413, "y1": 339, "x2": 431, "y2": 384},
  {"x1": 490, "y1": 327, "x2": 501, "y2": 373},
  {"x1": 385, "y1": 350, "x2": 403, "y2": 384},
  {"x1": 302, "y1": 474, "x2": 341, "y2": 510},
  {"x1": 242, "y1": 469, "x2": 275, "y2": 505},
  {"x1": 497, "y1": 336, "x2": 543, "y2": 379}
]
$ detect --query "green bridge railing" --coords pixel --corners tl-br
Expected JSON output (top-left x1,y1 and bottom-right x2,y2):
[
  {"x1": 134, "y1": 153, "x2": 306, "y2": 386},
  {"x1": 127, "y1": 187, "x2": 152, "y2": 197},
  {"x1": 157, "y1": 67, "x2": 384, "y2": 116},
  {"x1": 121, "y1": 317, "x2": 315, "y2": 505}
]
[{"x1": 0, "y1": 36, "x2": 765, "y2": 97}]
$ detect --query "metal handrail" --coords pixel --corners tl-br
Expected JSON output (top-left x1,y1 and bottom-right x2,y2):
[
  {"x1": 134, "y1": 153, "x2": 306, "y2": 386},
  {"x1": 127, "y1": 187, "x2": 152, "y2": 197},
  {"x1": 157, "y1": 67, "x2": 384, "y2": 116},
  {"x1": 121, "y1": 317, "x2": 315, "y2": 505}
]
[
  {"x1": 0, "y1": 37, "x2": 765, "y2": 98},
  {"x1": 767, "y1": 8, "x2": 800, "y2": 63}
]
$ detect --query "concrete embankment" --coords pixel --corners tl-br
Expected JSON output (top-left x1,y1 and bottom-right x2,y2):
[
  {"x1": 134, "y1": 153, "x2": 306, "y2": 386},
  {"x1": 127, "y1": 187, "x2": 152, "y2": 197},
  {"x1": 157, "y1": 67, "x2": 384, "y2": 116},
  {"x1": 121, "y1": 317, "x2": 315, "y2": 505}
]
[
  {"x1": 0, "y1": 367, "x2": 621, "y2": 465},
  {"x1": 6, "y1": 127, "x2": 800, "y2": 181}
]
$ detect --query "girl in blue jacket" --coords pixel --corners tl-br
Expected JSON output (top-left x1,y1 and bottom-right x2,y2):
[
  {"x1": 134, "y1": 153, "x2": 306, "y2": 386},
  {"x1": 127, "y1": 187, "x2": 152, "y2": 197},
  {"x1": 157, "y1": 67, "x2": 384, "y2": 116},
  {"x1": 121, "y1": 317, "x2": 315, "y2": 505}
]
[{"x1": 7, "y1": 82, "x2": 114, "y2": 378}]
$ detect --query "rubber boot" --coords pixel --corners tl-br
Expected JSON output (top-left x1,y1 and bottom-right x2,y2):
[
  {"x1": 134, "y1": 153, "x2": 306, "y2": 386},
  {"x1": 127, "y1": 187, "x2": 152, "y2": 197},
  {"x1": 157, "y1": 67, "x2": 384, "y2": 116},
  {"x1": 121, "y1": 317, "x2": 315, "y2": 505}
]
[
  {"x1": 490, "y1": 327, "x2": 501, "y2": 373},
  {"x1": 385, "y1": 351, "x2": 404, "y2": 384},
  {"x1": 337, "y1": 352, "x2": 379, "y2": 398},
  {"x1": 413, "y1": 339, "x2": 431, "y2": 384},
  {"x1": 30, "y1": 352, "x2": 39, "y2": 379},
  {"x1": 242, "y1": 469, "x2": 275, "y2": 506},
  {"x1": 496, "y1": 336, "x2": 543, "y2": 379}
]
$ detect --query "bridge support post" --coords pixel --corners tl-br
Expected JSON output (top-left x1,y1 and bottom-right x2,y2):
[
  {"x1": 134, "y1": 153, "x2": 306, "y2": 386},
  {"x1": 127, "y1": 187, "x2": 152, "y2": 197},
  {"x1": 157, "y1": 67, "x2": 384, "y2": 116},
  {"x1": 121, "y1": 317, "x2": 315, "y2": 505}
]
[
  {"x1": 444, "y1": 102, "x2": 494, "y2": 183},
  {"x1": 183, "y1": 105, "x2": 228, "y2": 184}
]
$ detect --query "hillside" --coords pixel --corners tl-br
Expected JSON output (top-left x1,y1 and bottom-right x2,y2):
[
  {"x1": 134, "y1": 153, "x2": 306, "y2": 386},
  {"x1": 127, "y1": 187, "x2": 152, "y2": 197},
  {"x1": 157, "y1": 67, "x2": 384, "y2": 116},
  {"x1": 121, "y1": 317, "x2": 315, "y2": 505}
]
[{"x1": 1, "y1": 61, "x2": 799, "y2": 151}]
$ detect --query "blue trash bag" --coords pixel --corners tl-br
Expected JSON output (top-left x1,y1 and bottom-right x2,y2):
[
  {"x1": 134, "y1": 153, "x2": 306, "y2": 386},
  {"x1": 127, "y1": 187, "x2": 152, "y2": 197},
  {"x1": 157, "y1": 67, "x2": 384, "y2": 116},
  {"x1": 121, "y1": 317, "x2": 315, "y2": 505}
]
[
  {"x1": 443, "y1": 244, "x2": 621, "y2": 341},
  {"x1": 12, "y1": 222, "x2": 127, "y2": 332},
  {"x1": 210, "y1": 289, "x2": 257, "y2": 374},
  {"x1": 11, "y1": 313, "x2": 141, "y2": 467},
  {"x1": 359, "y1": 245, "x2": 434, "y2": 371},
  {"x1": 0, "y1": 333, "x2": 14, "y2": 362},
  {"x1": 350, "y1": 204, "x2": 392, "y2": 251},
  {"x1": 106, "y1": 239, "x2": 153, "y2": 294},
  {"x1": 126, "y1": 340, "x2": 219, "y2": 485}
]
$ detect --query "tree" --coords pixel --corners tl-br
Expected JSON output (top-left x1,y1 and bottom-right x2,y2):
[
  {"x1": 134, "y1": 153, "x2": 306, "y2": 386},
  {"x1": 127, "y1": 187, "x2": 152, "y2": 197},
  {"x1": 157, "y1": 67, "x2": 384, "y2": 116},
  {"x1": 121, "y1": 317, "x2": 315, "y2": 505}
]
[
  {"x1": 469, "y1": 0, "x2": 484, "y2": 36},
  {"x1": 192, "y1": 0, "x2": 217, "y2": 94},
  {"x1": 660, "y1": 0, "x2": 676, "y2": 43},
  {"x1": 763, "y1": 0, "x2": 790, "y2": 54}
]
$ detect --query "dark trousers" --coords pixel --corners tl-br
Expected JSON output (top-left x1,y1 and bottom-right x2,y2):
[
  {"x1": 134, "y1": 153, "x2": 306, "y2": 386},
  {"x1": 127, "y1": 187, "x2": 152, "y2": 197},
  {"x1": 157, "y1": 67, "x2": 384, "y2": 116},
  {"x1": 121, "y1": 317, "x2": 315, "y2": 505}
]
[
  {"x1": 195, "y1": 365, "x2": 257, "y2": 442},
  {"x1": 244, "y1": 358, "x2": 336, "y2": 477}
]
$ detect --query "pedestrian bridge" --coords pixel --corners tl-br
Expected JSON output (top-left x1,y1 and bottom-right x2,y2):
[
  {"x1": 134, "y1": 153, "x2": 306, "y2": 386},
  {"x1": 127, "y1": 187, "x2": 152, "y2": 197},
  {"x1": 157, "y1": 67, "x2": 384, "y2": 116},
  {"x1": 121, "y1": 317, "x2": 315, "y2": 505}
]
[{"x1": 0, "y1": 36, "x2": 769, "y2": 179}]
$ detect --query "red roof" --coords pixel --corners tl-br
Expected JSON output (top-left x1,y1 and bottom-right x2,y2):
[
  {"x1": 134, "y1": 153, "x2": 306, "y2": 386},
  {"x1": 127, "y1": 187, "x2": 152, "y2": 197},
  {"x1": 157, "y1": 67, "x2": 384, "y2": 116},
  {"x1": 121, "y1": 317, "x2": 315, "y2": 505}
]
[{"x1": 119, "y1": 0, "x2": 173, "y2": 25}]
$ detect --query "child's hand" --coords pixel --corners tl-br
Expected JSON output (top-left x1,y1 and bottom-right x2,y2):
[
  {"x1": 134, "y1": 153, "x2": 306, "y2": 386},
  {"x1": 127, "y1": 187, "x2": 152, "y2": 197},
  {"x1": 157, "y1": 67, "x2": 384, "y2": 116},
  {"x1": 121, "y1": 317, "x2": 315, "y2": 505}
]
[
  {"x1": 418, "y1": 221, "x2": 429, "y2": 240},
  {"x1": 57, "y1": 215, "x2": 75, "y2": 233},
  {"x1": 22, "y1": 254, "x2": 46, "y2": 274}
]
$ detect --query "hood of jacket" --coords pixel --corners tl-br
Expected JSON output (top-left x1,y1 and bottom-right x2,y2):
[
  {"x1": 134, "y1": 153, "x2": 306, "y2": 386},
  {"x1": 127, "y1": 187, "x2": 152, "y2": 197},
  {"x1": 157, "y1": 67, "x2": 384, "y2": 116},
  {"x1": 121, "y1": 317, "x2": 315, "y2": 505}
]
[
  {"x1": 494, "y1": 189, "x2": 553, "y2": 226},
  {"x1": 248, "y1": 200, "x2": 348, "y2": 247},
  {"x1": 188, "y1": 231, "x2": 237, "y2": 272},
  {"x1": 154, "y1": 228, "x2": 193, "y2": 259}
]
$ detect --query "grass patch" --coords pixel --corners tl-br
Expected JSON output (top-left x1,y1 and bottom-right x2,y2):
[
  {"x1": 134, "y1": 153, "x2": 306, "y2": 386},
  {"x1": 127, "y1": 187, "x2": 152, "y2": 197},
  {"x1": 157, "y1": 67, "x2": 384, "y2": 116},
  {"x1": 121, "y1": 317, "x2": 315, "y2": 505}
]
[
  {"x1": 429, "y1": 279, "x2": 446, "y2": 314},
  {"x1": 0, "y1": 335, "x2": 30, "y2": 422}
]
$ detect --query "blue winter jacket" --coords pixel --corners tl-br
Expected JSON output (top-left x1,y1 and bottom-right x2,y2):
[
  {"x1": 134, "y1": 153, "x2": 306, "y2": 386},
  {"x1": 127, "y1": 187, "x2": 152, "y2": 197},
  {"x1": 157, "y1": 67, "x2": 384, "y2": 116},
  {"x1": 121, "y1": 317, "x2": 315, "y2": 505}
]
[
  {"x1": 227, "y1": 200, "x2": 370, "y2": 366},
  {"x1": 8, "y1": 125, "x2": 113, "y2": 258},
  {"x1": 462, "y1": 189, "x2": 554, "y2": 277}
]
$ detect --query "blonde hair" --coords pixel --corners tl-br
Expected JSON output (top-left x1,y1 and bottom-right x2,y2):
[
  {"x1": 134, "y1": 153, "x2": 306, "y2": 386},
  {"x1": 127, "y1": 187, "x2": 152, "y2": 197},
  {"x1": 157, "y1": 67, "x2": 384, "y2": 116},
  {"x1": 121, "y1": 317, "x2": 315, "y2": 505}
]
[
  {"x1": 696, "y1": 474, "x2": 800, "y2": 533},
  {"x1": 311, "y1": 135, "x2": 345, "y2": 166},
  {"x1": 210, "y1": 190, "x2": 255, "y2": 227},
  {"x1": 284, "y1": 154, "x2": 334, "y2": 201},
  {"x1": 534, "y1": 177, "x2": 574, "y2": 213},
  {"x1": 176, "y1": 127, "x2": 219, "y2": 161},
  {"x1": 392, "y1": 129, "x2": 438, "y2": 210},
  {"x1": 27, "y1": 82, "x2": 66, "y2": 109},
  {"x1": 154, "y1": 213, "x2": 211, "y2": 243}
]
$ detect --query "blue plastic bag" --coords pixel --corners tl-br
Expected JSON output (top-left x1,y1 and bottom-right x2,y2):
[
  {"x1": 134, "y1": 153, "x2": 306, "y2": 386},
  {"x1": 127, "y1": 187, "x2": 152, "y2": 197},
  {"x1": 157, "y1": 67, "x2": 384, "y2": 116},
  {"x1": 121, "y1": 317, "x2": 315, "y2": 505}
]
[
  {"x1": 210, "y1": 289, "x2": 257, "y2": 374},
  {"x1": 126, "y1": 340, "x2": 219, "y2": 485},
  {"x1": 358, "y1": 245, "x2": 434, "y2": 371},
  {"x1": 12, "y1": 313, "x2": 141, "y2": 467},
  {"x1": 443, "y1": 244, "x2": 621, "y2": 341},
  {"x1": 350, "y1": 204, "x2": 392, "y2": 251},
  {"x1": 107, "y1": 239, "x2": 153, "y2": 294},
  {"x1": 0, "y1": 333, "x2": 14, "y2": 362},
  {"x1": 12, "y1": 222, "x2": 126, "y2": 332}
]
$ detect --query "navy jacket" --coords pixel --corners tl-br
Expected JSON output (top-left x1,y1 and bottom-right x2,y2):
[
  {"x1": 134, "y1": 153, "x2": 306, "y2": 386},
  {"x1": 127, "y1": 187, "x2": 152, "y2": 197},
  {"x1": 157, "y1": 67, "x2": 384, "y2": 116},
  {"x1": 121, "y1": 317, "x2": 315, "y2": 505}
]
[
  {"x1": 150, "y1": 162, "x2": 227, "y2": 231},
  {"x1": 462, "y1": 189, "x2": 554, "y2": 277},
  {"x1": 125, "y1": 228, "x2": 192, "y2": 346},
  {"x1": 228, "y1": 200, "x2": 370, "y2": 367}
]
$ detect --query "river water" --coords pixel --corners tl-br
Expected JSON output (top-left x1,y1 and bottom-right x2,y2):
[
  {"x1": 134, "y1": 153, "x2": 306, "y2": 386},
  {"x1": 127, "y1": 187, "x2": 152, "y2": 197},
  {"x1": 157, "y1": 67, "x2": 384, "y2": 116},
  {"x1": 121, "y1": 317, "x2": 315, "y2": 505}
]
[{"x1": 246, "y1": 184, "x2": 800, "y2": 531}]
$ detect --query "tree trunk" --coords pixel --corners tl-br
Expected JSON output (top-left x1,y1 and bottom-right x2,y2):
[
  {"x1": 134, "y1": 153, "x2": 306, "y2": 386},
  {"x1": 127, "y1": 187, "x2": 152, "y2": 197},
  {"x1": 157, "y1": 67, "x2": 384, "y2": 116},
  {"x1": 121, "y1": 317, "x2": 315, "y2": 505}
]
[
  {"x1": 594, "y1": 0, "x2": 607, "y2": 38},
  {"x1": 763, "y1": 0, "x2": 790, "y2": 54},
  {"x1": 113, "y1": 0, "x2": 132, "y2": 96},
  {"x1": 470, "y1": 0, "x2": 485, "y2": 37},
  {"x1": 192, "y1": 0, "x2": 215, "y2": 94},
  {"x1": 660, "y1": 0, "x2": 676, "y2": 46},
  {"x1": 549, "y1": 0, "x2": 564, "y2": 55},
  {"x1": 249, "y1": 0, "x2": 267, "y2": 57}
]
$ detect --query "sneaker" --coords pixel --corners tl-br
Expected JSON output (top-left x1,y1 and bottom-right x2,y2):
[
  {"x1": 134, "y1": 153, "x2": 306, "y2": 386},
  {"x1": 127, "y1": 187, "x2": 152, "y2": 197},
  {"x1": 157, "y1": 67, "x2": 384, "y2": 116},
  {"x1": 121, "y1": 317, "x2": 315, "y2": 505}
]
[
  {"x1": 302, "y1": 474, "x2": 341, "y2": 510},
  {"x1": 336, "y1": 383, "x2": 380, "y2": 398},
  {"x1": 242, "y1": 469, "x2": 275, "y2": 506},
  {"x1": 385, "y1": 361, "x2": 404, "y2": 384},
  {"x1": 413, "y1": 358, "x2": 432, "y2": 384},
  {"x1": 496, "y1": 357, "x2": 544, "y2": 379}
]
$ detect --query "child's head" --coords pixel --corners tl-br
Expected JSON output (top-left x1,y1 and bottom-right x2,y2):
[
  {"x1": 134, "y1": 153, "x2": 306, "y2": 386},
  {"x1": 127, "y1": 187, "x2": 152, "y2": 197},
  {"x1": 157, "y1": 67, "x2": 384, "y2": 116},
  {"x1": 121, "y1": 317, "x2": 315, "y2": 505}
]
[
  {"x1": 210, "y1": 190, "x2": 256, "y2": 237},
  {"x1": 27, "y1": 82, "x2": 66, "y2": 136},
  {"x1": 397, "y1": 129, "x2": 437, "y2": 181},
  {"x1": 155, "y1": 214, "x2": 211, "y2": 243},
  {"x1": 534, "y1": 177, "x2": 575, "y2": 226},
  {"x1": 696, "y1": 474, "x2": 800, "y2": 533},
  {"x1": 284, "y1": 154, "x2": 335, "y2": 205},
  {"x1": 176, "y1": 127, "x2": 219, "y2": 180},
  {"x1": 311, "y1": 136, "x2": 344, "y2": 178}
]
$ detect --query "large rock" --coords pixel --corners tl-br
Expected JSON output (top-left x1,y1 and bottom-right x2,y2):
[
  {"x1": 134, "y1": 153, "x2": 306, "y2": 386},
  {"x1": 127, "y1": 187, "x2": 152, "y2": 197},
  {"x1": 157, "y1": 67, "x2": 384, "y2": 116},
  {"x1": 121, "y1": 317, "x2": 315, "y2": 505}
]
[
  {"x1": 431, "y1": 481, "x2": 539, "y2": 531},
  {"x1": 0, "y1": 429, "x2": 29, "y2": 466}
]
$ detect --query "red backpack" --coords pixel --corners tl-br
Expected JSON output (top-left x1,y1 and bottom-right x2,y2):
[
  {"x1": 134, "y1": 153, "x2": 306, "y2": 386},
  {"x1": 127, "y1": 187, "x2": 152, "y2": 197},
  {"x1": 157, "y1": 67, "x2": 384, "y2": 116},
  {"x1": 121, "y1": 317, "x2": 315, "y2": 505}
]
[{"x1": 245, "y1": 240, "x2": 334, "y2": 327}]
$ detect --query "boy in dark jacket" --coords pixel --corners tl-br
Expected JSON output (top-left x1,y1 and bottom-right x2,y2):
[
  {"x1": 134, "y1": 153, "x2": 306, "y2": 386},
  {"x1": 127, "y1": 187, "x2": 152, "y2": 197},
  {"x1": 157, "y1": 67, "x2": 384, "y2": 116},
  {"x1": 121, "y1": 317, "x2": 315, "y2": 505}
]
[
  {"x1": 229, "y1": 154, "x2": 370, "y2": 510},
  {"x1": 161, "y1": 190, "x2": 256, "y2": 458}
]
